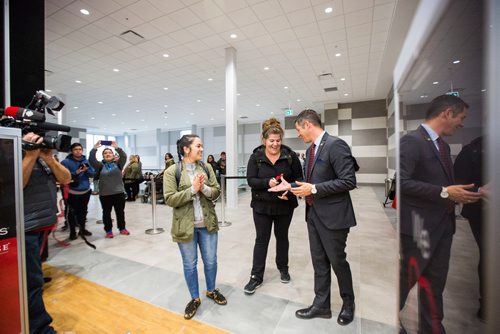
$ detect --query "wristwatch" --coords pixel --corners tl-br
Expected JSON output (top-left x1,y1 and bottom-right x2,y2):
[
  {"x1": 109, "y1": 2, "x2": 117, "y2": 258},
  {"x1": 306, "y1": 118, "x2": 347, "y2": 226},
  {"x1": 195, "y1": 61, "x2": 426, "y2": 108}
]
[
  {"x1": 311, "y1": 184, "x2": 317, "y2": 194},
  {"x1": 440, "y1": 187, "x2": 449, "y2": 199}
]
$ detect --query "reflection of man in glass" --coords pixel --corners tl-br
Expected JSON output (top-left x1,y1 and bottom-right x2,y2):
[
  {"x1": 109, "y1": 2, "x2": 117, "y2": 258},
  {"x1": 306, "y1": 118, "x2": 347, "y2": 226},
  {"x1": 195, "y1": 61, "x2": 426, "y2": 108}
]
[
  {"x1": 399, "y1": 95, "x2": 482, "y2": 333},
  {"x1": 454, "y1": 136, "x2": 487, "y2": 320}
]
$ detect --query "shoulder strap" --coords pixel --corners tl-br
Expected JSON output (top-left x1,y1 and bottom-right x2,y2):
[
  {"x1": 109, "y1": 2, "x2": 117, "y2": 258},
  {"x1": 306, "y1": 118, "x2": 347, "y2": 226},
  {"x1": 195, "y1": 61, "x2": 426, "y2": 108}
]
[{"x1": 175, "y1": 161, "x2": 210, "y2": 187}]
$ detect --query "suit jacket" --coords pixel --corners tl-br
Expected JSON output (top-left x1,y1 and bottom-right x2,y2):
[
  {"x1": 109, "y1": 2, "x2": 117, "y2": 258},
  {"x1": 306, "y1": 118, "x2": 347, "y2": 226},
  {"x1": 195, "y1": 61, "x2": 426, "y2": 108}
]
[
  {"x1": 400, "y1": 125, "x2": 456, "y2": 237},
  {"x1": 306, "y1": 132, "x2": 357, "y2": 230}
]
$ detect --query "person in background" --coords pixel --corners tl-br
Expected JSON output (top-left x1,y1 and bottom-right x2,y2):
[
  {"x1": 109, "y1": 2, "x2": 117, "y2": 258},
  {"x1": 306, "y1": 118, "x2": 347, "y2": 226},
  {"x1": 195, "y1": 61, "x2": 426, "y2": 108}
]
[
  {"x1": 61, "y1": 143, "x2": 95, "y2": 240},
  {"x1": 206, "y1": 154, "x2": 219, "y2": 179},
  {"x1": 22, "y1": 132, "x2": 71, "y2": 333},
  {"x1": 244, "y1": 118, "x2": 303, "y2": 294},
  {"x1": 163, "y1": 134, "x2": 226, "y2": 320},
  {"x1": 165, "y1": 152, "x2": 175, "y2": 170},
  {"x1": 217, "y1": 151, "x2": 226, "y2": 176},
  {"x1": 89, "y1": 141, "x2": 129, "y2": 238},
  {"x1": 123, "y1": 154, "x2": 142, "y2": 201},
  {"x1": 454, "y1": 136, "x2": 488, "y2": 320}
]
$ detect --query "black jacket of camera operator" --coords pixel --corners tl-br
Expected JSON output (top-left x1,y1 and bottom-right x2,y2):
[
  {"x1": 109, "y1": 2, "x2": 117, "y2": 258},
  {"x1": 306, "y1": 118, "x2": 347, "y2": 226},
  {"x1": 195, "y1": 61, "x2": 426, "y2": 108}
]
[{"x1": 24, "y1": 159, "x2": 58, "y2": 232}]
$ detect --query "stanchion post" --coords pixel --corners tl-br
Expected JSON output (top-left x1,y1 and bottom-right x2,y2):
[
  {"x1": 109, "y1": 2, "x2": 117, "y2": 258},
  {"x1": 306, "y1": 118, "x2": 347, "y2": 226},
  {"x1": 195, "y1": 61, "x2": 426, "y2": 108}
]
[
  {"x1": 146, "y1": 174, "x2": 165, "y2": 235},
  {"x1": 218, "y1": 175, "x2": 232, "y2": 227}
]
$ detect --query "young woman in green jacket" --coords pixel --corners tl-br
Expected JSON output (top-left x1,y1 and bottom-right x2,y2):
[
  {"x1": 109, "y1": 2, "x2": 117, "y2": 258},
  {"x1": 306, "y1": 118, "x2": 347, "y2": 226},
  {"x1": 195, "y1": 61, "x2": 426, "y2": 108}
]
[{"x1": 163, "y1": 134, "x2": 226, "y2": 320}]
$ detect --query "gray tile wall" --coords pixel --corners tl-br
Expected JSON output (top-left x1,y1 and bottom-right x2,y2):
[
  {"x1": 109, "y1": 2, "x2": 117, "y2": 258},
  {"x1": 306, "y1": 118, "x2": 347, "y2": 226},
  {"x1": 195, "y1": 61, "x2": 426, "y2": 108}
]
[{"x1": 284, "y1": 100, "x2": 388, "y2": 184}]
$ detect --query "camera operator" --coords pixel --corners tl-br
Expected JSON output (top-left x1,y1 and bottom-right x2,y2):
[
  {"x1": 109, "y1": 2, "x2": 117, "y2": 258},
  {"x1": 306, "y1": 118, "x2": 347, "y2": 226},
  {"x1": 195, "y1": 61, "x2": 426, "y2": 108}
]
[
  {"x1": 22, "y1": 132, "x2": 71, "y2": 333},
  {"x1": 61, "y1": 143, "x2": 95, "y2": 240}
]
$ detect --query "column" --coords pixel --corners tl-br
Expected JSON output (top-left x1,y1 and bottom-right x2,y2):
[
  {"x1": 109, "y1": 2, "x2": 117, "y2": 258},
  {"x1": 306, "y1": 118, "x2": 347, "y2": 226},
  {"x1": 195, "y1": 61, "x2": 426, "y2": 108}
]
[{"x1": 225, "y1": 47, "x2": 238, "y2": 208}]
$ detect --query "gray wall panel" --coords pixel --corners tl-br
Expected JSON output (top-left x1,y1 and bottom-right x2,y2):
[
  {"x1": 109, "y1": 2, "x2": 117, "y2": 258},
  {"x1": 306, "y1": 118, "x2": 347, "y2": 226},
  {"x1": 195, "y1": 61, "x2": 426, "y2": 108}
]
[
  {"x1": 355, "y1": 157, "x2": 387, "y2": 174},
  {"x1": 340, "y1": 100, "x2": 386, "y2": 118},
  {"x1": 352, "y1": 129, "x2": 387, "y2": 145},
  {"x1": 324, "y1": 108, "x2": 338, "y2": 125},
  {"x1": 338, "y1": 120, "x2": 352, "y2": 136},
  {"x1": 214, "y1": 126, "x2": 226, "y2": 136}
]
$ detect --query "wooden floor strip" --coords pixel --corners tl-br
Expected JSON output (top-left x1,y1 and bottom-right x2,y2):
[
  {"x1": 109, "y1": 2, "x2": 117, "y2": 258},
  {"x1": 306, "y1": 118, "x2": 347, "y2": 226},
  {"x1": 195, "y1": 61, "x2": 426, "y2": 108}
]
[{"x1": 42, "y1": 264, "x2": 229, "y2": 334}]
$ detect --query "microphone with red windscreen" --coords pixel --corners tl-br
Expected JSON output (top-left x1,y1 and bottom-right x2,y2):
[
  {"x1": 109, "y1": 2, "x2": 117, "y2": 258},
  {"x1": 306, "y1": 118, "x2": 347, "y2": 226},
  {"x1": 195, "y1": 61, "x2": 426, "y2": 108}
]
[{"x1": 0, "y1": 106, "x2": 46, "y2": 122}]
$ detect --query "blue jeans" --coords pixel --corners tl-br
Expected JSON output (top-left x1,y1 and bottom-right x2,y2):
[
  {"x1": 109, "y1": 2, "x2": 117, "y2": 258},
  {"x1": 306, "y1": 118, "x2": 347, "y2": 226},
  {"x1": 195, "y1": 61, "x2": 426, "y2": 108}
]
[
  {"x1": 25, "y1": 232, "x2": 56, "y2": 334},
  {"x1": 177, "y1": 228, "x2": 218, "y2": 299}
]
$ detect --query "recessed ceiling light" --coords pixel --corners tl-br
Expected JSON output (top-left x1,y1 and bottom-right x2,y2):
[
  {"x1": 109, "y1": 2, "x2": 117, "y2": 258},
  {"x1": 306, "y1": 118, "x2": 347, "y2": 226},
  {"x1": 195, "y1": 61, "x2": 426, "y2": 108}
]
[
  {"x1": 344, "y1": 93, "x2": 349, "y2": 96},
  {"x1": 197, "y1": 99, "x2": 201, "y2": 102},
  {"x1": 433, "y1": 81, "x2": 439, "y2": 85},
  {"x1": 127, "y1": 95, "x2": 133, "y2": 98},
  {"x1": 420, "y1": 95, "x2": 428, "y2": 98},
  {"x1": 45, "y1": 89, "x2": 52, "y2": 92},
  {"x1": 163, "y1": 87, "x2": 168, "y2": 90},
  {"x1": 162, "y1": 53, "x2": 169, "y2": 58},
  {"x1": 141, "y1": 119, "x2": 145, "y2": 122},
  {"x1": 221, "y1": 108, "x2": 225, "y2": 111},
  {"x1": 136, "y1": 109, "x2": 140, "y2": 112},
  {"x1": 121, "y1": 122, "x2": 124, "y2": 124},
  {"x1": 73, "y1": 106, "x2": 78, "y2": 109},
  {"x1": 75, "y1": 80, "x2": 81, "y2": 83},
  {"x1": 208, "y1": 78, "x2": 213, "y2": 81},
  {"x1": 97, "y1": 101, "x2": 103, "y2": 104},
  {"x1": 103, "y1": 127, "x2": 107, "y2": 130},
  {"x1": 72, "y1": 120, "x2": 76, "y2": 123},
  {"x1": 264, "y1": 67, "x2": 270, "y2": 70},
  {"x1": 324, "y1": 7, "x2": 333, "y2": 14},
  {"x1": 237, "y1": 93, "x2": 241, "y2": 96},
  {"x1": 335, "y1": 53, "x2": 341, "y2": 57},
  {"x1": 164, "y1": 116, "x2": 168, "y2": 119},
  {"x1": 481, "y1": 89, "x2": 487, "y2": 92},
  {"x1": 91, "y1": 117, "x2": 95, "y2": 119},
  {"x1": 111, "y1": 113, "x2": 116, "y2": 116},
  {"x1": 284, "y1": 86, "x2": 288, "y2": 89},
  {"x1": 256, "y1": 104, "x2": 260, "y2": 107},
  {"x1": 296, "y1": 99, "x2": 301, "y2": 102},
  {"x1": 453, "y1": 60, "x2": 460, "y2": 64},
  {"x1": 210, "y1": 118, "x2": 214, "y2": 121},
  {"x1": 113, "y1": 68, "x2": 120, "y2": 72},
  {"x1": 340, "y1": 77, "x2": 346, "y2": 81},
  {"x1": 80, "y1": 9, "x2": 90, "y2": 15},
  {"x1": 190, "y1": 113, "x2": 194, "y2": 115},
  {"x1": 164, "y1": 105, "x2": 168, "y2": 107},
  {"x1": 270, "y1": 112, "x2": 274, "y2": 115},
  {"x1": 230, "y1": 33, "x2": 237, "y2": 39}
]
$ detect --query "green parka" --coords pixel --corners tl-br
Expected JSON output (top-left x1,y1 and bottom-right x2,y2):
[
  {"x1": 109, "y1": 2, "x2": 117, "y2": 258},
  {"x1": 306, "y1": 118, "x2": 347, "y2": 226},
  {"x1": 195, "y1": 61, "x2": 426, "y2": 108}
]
[{"x1": 163, "y1": 161, "x2": 220, "y2": 243}]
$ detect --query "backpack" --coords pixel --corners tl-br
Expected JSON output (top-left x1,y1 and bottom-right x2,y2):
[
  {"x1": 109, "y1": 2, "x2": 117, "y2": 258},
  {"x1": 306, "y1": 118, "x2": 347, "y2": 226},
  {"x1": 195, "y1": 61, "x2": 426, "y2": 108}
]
[{"x1": 175, "y1": 161, "x2": 210, "y2": 188}]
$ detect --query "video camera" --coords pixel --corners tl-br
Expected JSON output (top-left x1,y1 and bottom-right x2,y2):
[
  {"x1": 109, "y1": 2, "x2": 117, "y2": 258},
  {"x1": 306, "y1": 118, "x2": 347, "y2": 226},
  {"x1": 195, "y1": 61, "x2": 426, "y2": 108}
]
[{"x1": 0, "y1": 90, "x2": 72, "y2": 152}]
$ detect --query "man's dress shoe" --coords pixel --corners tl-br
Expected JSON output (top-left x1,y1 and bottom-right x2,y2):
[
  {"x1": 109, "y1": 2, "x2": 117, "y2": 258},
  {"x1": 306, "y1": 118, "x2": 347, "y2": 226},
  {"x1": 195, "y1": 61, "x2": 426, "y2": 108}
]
[
  {"x1": 337, "y1": 302, "x2": 355, "y2": 325},
  {"x1": 295, "y1": 305, "x2": 332, "y2": 319}
]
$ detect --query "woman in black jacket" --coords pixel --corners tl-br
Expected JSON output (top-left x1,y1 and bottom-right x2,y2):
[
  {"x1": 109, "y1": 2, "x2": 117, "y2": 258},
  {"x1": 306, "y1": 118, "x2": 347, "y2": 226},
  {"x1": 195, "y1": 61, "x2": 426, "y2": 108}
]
[{"x1": 244, "y1": 118, "x2": 303, "y2": 294}]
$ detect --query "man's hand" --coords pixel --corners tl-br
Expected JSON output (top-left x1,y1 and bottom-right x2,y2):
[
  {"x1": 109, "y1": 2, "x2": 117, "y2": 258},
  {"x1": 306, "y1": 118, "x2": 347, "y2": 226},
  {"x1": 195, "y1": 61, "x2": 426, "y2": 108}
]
[
  {"x1": 23, "y1": 133, "x2": 42, "y2": 157},
  {"x1": 448, "y1": 184, "x2": 483, "y2": 203},
  {"x1": 290, "y1": 181, "x2": 314, "y2": 197}
]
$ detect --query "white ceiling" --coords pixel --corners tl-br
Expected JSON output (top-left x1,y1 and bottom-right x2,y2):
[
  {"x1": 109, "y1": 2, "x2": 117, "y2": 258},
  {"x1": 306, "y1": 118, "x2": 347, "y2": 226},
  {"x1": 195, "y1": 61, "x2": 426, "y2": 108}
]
[{"x1": 44, "y1": 0, "x2": 408, "y2": 134}]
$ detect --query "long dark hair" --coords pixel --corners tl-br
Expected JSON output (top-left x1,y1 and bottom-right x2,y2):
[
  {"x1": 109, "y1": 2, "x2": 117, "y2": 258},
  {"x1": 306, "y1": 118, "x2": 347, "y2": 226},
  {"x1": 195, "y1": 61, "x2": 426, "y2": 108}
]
[{"x1": 176, "y1": 134, "x2": 200, "y2": 162}]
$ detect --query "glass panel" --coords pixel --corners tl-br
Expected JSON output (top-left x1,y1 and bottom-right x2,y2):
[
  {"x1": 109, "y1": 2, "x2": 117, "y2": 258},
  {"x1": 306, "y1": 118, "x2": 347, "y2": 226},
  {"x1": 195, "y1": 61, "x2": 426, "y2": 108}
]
[{"x1": 397, "y1": 0, "x2": 486, "y2": 332}]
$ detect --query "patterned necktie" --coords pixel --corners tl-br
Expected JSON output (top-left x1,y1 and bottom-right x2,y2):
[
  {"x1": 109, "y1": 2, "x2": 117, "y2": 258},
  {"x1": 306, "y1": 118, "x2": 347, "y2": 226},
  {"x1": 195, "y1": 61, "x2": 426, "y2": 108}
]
[
  {"x1": 306, "y1": 143, "x2": 316, "y2": 206},
  {"x1": 437, "y1": 137, "x2": 451, "y2": 176}
]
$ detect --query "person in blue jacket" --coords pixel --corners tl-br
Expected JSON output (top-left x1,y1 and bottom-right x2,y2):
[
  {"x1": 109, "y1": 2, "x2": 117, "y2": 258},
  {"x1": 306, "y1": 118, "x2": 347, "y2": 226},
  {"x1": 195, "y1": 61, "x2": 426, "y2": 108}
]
[{"x1": 61, "y1": 143, "x2": 95, "y2": 240}]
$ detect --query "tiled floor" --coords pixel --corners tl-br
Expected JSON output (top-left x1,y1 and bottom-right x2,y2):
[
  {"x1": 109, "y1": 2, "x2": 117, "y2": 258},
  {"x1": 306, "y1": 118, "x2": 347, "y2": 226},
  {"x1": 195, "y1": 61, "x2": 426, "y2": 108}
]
[{"x1": 45, "y1": 185, "x2": 482, "y2": 333}]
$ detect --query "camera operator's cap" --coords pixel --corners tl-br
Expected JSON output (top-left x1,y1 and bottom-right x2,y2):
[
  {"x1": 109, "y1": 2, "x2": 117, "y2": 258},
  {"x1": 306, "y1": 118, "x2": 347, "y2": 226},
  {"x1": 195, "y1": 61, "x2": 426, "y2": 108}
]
[{"x1": 70, "y1": 143, "x2": 83, "y2": 150}]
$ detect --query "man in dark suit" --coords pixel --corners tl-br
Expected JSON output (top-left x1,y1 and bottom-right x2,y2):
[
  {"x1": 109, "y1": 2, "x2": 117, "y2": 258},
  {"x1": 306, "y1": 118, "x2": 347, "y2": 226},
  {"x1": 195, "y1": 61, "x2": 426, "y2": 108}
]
[
  {"x1": 399, "y1": 95, "x2": 482, "y2": 333},
  {"x1": 271, "y1": 109, "x2": 357, "y2": 325}
]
